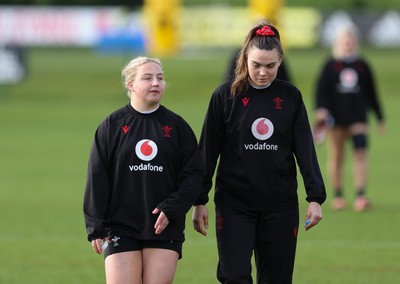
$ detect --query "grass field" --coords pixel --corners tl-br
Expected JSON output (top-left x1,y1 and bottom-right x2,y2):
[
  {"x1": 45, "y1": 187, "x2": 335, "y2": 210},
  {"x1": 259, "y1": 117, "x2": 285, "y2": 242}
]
[{"x1": 0, "y1": 46, "x2": 399, "y2": 283}]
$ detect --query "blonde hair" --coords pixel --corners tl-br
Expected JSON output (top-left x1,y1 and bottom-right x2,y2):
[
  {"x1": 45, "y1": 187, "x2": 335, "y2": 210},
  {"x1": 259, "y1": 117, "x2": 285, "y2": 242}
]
[
  {"x1": 333, "y1": 24, "x2": 360, "y2": 59},
  {"x1": 121, "y1": 57, "x2": 162, "y2": 97}
]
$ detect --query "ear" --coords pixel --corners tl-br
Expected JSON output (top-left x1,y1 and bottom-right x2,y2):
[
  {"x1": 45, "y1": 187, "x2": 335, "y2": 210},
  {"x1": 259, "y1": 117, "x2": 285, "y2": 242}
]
[
  {"x1": 278, "y1": 55, "x2": 283, "y2": 67},
  {"x1": 128, "y1": 81, "x2": 134, "y2": 92}
]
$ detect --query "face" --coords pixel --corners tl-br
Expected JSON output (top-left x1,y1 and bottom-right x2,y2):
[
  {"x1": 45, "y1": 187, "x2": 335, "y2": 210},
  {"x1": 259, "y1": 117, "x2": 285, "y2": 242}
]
[
  {"x1": 338, "y1": 31, "x2": 358, "y2": 57},
  {"x1": 247, "y1": 46, "x2": 282, "y2": 87},
  {"x1": 129, "y1": 62, "x2": 165, "y2": 110}
]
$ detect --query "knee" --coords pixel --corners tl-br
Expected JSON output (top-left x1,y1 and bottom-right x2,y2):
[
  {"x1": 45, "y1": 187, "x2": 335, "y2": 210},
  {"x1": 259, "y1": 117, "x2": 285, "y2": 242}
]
[
  {"x1": 352, "y1": 134, "x2": 367, "y2": 149},
  {"x1": 217, "y1": 262, "x2": 252, "y2": 284}
]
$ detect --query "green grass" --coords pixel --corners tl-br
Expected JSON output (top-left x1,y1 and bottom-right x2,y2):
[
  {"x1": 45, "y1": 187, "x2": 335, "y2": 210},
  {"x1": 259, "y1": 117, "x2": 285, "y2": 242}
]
[{"x1": 0, "y1": 46, "x2": 399, "y2": 283}]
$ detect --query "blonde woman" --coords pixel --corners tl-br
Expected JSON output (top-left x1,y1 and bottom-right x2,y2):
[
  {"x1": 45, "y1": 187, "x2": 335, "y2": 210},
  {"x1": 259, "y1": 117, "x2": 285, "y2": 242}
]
[
  {"x1": 84, "y1": 57, "x2": 203, "y2": 283},
  {"x1": 314, "y1": 24, "x2": 385, "y2": 211}
]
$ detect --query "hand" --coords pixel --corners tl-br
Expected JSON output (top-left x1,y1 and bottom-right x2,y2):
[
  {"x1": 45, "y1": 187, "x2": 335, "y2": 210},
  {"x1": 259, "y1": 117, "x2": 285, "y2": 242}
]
[
  {"x1": 192, "y1": 205, "x2": 209, "y2": 236},
  {"x1": 305, "y1": 202, "x2": 323, "y2": 231},
  {"x1": 315, "y1": 108, "x2": 329, "y2": 124},
  {"x1": 152, "y1": 208, "x2": 169, "y2": 235},
  {"x1": 91, "y1": 237, "x2": 109, "y2": 254},
  {"x1": 377, "y1": 121, "x2": 386, "y2": 135}
]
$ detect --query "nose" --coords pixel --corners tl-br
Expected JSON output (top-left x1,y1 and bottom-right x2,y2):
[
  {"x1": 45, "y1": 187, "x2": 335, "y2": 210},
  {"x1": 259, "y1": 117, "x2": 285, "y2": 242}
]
[
  {"x1": 152, "y1": 78, "x2": 159, "y2": 86},
  {"x1": 259, "y1": 66, "x2": 267, "y2": 75}
]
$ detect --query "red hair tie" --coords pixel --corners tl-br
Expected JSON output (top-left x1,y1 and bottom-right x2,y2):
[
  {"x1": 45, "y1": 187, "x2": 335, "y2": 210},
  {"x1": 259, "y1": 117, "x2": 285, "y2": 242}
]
[{"x1": 255, "y1": 26, "x2": 275, "y2": 37}]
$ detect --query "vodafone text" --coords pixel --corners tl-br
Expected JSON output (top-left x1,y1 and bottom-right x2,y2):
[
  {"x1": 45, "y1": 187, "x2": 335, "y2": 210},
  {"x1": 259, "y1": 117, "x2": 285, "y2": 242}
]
[
  {"x1": 129, "y1": 163, "x2": 164, "y2": 172},
  {"x1": 244, "y1": 143, "x2": 278, "y2": 151}
]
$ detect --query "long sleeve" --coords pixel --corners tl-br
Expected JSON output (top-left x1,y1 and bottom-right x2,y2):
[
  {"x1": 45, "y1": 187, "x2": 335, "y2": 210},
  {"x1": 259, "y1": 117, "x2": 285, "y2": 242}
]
[
  {"x1": 315, "y1": 60, "x2": 333, "y2": 111},
  {"x1": 156, "y1": 122, "x2": 203, "y2": 219},
  {"x1": 83, "y1": 122, "x2": 111, "y2": 241},
  {"x1": 362, "y1": 61, "x2": 384, "y2": 122},
  {"x1": 195, "y1": 86, "x2": 227, "y2": 205},
  {"x1": 293, "y1": 93, "x2": 327, "y2": 204},
  {"x1": 83, "y1": 104, "x2": 204, "y2": 242}
]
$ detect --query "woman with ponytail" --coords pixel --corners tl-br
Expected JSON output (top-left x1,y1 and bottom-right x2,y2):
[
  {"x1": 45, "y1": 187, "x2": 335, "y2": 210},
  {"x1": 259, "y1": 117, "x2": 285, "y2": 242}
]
[{"x1": 192, "y1": 23, "x2": 326, "y2": 284}]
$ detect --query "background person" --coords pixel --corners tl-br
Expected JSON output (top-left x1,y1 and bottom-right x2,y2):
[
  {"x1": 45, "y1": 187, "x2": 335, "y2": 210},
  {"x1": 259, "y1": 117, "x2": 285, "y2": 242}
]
[
  {"x1": 83, "y1": 56, "x2": 203, "y2": 284},
  {"x1": 192, "y1": 23, "x2": 326, "y2": 284},
  {"x1": 314, "y1": 24, "x2": 385, "y2": 212}
]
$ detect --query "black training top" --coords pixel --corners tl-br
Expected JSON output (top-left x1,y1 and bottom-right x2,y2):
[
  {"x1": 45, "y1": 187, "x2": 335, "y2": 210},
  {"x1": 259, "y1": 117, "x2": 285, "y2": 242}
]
[
  {"x1": 84, "y1": 104, "x2": 203, "y2": 242},
  {"x1": 195, "y1": 79, "x2": 326, "y2": 210},
  {"x1": 315, "y1": 57, "x2": 384, "y2": 126}
]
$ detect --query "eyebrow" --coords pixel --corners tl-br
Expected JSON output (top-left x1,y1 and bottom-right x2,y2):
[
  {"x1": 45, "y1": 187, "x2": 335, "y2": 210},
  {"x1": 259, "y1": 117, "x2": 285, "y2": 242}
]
[
  {"x1": 250, "y1": 60, "x2": 278, "y2": 66},
  {"x1": 141, "y1": 73, "x2": 164, "y2": 77}
]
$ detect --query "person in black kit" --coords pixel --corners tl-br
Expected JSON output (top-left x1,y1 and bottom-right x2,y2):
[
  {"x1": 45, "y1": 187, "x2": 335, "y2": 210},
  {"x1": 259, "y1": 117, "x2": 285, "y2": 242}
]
[
  {"x1": 83, "y1": 56, "x2": 203, "y2": 284},
  {"x1": 224, "y1": 47, "x2": 292, "y2": 83},
  {"x1": 192, "y1": 23, "x2": 326, "y2": 284},
  {"x1": 314, "y1": 24, "x2": 385, "y2": 212}
]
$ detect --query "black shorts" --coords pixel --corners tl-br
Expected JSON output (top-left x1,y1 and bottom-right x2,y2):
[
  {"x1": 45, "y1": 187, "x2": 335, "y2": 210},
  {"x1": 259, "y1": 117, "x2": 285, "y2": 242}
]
[{"x1": 103, "y1": 236, "x2": 183, "y2": 259}]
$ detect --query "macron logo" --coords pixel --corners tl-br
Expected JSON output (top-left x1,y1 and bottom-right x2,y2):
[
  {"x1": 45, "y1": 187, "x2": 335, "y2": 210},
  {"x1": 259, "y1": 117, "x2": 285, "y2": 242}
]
[{"x1": 122, "y1": 125, "x2": 130, "y2": 134}]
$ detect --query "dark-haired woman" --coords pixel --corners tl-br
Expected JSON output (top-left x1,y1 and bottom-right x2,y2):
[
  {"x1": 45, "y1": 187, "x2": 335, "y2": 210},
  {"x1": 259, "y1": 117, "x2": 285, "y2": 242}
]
[{"x1": 192, "y1": 23, "x2": 326, "y2": 284}]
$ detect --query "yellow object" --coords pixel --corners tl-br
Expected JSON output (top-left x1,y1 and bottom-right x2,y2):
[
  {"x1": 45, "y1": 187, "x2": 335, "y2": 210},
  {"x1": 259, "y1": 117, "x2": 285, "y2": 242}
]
[
  {"x1": 248, "y1": 0, "x2": 291, "y2": 49},
  {"x1": 279, "y1": 7, "x2": 321, "y2": 48},
  {"x1": 248, "y1": 0, "x2": 284, "y2": 24},
  {"x1": 143, "y1": 0, "x2": 181, "y2": 56}
]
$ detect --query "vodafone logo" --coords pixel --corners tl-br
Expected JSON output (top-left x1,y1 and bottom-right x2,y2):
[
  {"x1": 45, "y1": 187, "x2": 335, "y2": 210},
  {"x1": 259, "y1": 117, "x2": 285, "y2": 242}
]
[
  {"x1": 129, "y1": 139, "x2": 163, "y2": 172},
  {"x1": 135, "y1": 139, "x2": 158, "y2": 161},
  {"x1": 340, "y1": 68, "x2": 358, "y2": 89},
  {"x1": 251, "y1": 118, "x2": 274, "y2": 140},
  {"x1": 245, "y1": 117, "x2": 278, "y2": 151}
]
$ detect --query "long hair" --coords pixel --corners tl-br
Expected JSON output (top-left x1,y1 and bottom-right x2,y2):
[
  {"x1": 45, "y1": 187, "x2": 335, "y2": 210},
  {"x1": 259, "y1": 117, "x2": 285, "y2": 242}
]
[{"x1": 231, "y1": 23, "x2": 283, "y2": 97}]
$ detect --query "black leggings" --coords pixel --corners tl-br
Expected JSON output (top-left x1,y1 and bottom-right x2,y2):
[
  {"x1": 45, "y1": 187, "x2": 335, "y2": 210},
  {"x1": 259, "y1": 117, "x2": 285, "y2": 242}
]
[{"x1": 215, "y1": 204, "x2": 299, "y2": 284}]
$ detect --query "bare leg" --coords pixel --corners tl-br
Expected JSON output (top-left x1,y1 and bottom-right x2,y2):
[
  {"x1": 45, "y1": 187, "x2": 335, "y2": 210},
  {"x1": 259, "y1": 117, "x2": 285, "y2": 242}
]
[
  {"x1": 105, "y1": 251, "x2": 142, "y2": 284},
  {"x1": 327, "y1": 126, "x2": 348, "y2": 209},
  {"x1": 353, "y1": 148, "x2": 367, "y2": 193},
  {"x1": 349, "y1": 123, "x2": 371, "y2": 211},
  {"x1": 142, "y1": 248, "x2": 179, "y2": 284}
]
